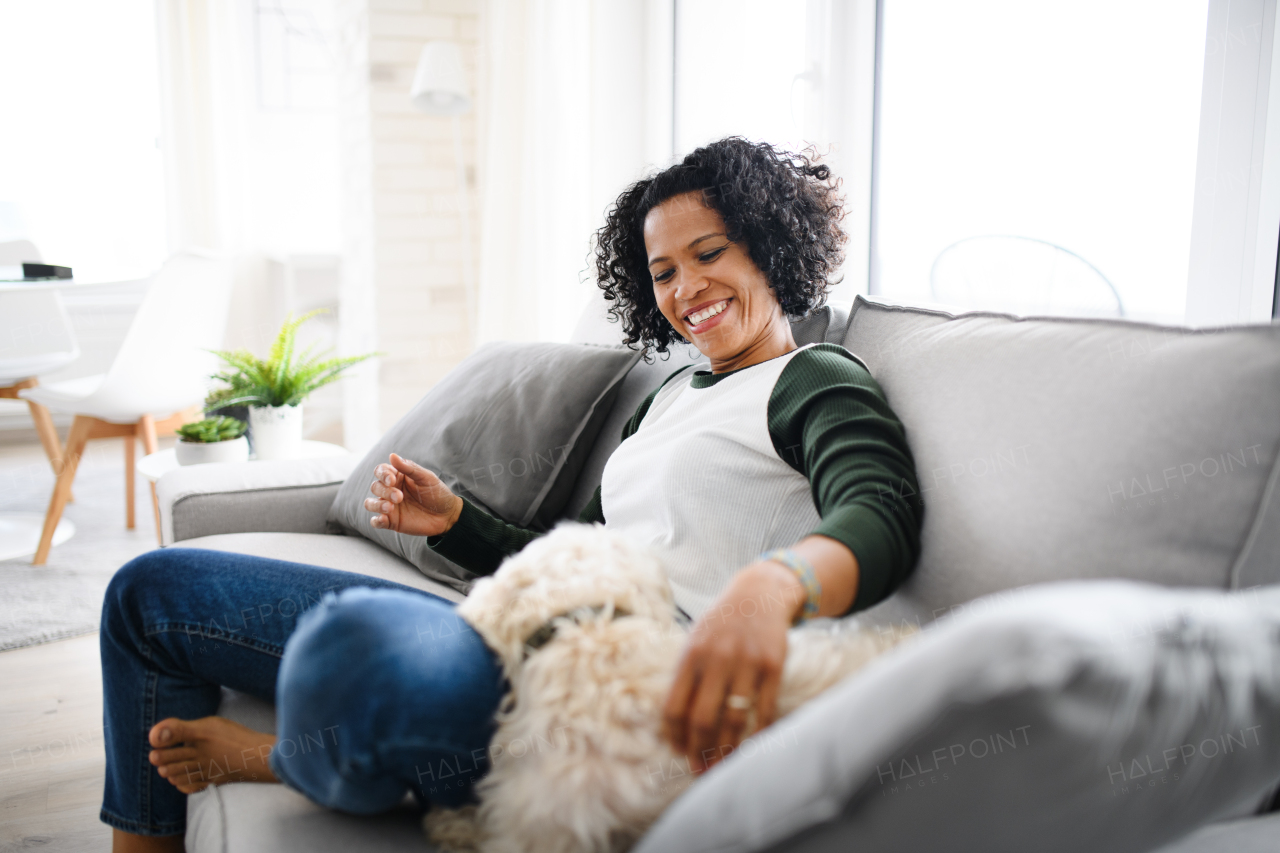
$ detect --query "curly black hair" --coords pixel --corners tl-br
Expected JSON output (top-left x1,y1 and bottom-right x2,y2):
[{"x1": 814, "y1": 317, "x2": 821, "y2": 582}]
[{"x1": 593, "y1": 137, "x2": 846, "y2": 355}]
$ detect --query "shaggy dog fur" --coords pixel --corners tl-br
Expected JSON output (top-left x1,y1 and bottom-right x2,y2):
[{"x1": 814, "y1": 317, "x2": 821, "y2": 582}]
[{"x1": 423, "y1": 523, "x2": 906, "y2": 853}]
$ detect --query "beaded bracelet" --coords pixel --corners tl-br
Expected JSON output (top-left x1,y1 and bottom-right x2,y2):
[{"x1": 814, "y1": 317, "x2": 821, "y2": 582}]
[{"x1": 760, "y1": 548, "x2": 821, "y2": 624}]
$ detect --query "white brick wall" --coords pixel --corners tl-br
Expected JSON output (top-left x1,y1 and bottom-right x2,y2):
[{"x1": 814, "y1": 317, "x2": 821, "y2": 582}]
[{"x1": 338, "y1": 0, "x2": 480, "y2": 440}]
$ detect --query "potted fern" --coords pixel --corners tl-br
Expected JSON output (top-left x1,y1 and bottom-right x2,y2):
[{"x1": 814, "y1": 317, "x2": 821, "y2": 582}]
[
  {"x1": 210, "y1": 311, "x2": 377, "y2": 460},
  {"x1": 175, "y1": 417, "x2": 250, "y2": 466}
]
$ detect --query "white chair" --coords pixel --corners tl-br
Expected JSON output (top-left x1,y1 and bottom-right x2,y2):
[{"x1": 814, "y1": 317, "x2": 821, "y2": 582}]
[
  {"x1": 929, "y1": 235, "x2": 1125, "y2": 318},
  {"x1": 0, "y1": 240, "x2": 78, "y2": 478},
  {"x1": 20, "y1": 250, "x2": 232, "y2": 563}
]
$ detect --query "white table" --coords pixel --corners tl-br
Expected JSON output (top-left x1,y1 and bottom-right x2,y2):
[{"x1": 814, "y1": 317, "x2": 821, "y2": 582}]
[
  {"x1": 2, "y1": 272, "x2": 166, "y2": 562},
  {"x1": 0, "y1": 514, "x2": 74, "y2": 563},
  {"x1": 0, "y1": 277, "x2": 86, "y2": 562},
  {"x1": 0, "y1": 279, "x2": 78, "y2": 291},
  {"x1": 136, "y1": 440, "x2": 350, "y2": 544}
]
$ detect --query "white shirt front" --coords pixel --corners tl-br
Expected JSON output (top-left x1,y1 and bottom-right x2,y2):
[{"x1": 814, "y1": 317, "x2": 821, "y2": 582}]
[{"x1": 600, "y1": 346, "x2": 822, "y2": 622}]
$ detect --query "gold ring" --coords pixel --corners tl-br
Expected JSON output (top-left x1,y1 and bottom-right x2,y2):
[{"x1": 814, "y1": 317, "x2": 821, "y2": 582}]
[{"x1": 725, "y1": 694, "x2": 754, "y2": 711}]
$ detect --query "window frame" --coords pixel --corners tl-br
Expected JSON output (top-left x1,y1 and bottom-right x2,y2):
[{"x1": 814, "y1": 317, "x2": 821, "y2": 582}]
[{"x1": 1184, "y1": 0, "x2": 1280, "y2": 324}]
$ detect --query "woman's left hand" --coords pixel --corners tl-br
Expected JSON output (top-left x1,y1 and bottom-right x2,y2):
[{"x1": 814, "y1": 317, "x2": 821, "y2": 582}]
[{"x1": 660, "y1": 562, "x2": 800, "y2": 774}]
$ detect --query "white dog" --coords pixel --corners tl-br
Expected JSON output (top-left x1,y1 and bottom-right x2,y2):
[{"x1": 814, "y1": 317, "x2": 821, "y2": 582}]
[{"x1": 424, "y1": 523, "x2": 907, "y2": 853}]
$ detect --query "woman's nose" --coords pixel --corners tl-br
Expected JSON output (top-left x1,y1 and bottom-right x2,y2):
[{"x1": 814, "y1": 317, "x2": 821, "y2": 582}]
[{"x1": 674, "y1": 269, "x2": 709, "y2": 300}]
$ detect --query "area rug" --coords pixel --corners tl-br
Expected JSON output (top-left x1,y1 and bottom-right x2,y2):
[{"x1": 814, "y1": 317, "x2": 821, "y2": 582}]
[{"x1": 0, "y1": 438, "x2": 162, "y2": 651}]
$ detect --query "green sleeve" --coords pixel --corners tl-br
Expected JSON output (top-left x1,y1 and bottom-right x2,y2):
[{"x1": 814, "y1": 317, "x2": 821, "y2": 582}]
[
  {"x1": 427, "y1": 364, "x2": 692, "y2": 573},
  {"x1": 427, "y1": 488, "x2": 607, "y2": 575},
  {"x1": 769, "y1": 343, "x2": 924, "y2": 615},
  {"x1": 577, "y1": 485, "x2": 605, "y2": 525},
  {"x1": 425, "y1": 498, "x2": 541, "y2": 574}
]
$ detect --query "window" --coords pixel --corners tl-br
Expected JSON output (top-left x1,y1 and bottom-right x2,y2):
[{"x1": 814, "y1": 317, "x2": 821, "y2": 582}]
[
  {"x1": 673, "y1": 0, "x2": 811, "y2": 157},
  {"x1": 0, "y1": 0, "x2": 167, "y2": 280},
  {"x1": 874, "y1": 0, "x2": 1210, "y2": 323},
  {"x1": 672, "y1": 1, "x2": 1238, "y2": 323}
]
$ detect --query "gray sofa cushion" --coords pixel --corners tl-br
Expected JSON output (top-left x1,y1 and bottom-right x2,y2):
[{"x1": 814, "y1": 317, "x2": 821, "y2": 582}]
[
  {"x1": 841, "y1": 297, "x2": 1280, "y2": 629},
  {"x1": 187, "y1": 784, "x2": 433, "y2": 853},
  {"x1": 633, "y1": 581, "x2": 1280, "y2": 853},
  {"x1": 175, "y1": 532, "x2": 463, "y2": 602},
  {"x1": 327, "y1": 342, "x2": 641, "y2": 593},
  {"x1": 161, "y1": 455, "x2": 359, "y2": 545}
]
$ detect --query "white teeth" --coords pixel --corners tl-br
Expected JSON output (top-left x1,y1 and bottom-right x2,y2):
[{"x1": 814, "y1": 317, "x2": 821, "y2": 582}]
[{"x1": 687, "y1": 300, "x2": 729, "y2": 325}]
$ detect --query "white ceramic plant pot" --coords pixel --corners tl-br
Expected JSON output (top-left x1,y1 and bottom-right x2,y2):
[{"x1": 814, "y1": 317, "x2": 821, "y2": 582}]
[
  {"x1": 249, "y1": 405, "x2": 304, "y2": 461},
  {"x1": 175, "y1": 435, "x2": 250, "y2": 467}
]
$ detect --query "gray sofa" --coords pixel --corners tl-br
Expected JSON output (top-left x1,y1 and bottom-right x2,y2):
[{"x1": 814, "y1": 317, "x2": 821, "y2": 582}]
[{"x1": 157, "y1": 295, "x2": 1280, "y2": 853}]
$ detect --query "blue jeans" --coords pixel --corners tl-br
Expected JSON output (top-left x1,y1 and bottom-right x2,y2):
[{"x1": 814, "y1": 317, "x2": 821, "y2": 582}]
[{"x1": 99, "y1": 548, "x2": 508, "y2": 837}]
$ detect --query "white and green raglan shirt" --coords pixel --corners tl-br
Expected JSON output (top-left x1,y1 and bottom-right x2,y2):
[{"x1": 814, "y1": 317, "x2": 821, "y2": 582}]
[{"x1": 429, "y1": 343, "x2": 924, "y2": 623}]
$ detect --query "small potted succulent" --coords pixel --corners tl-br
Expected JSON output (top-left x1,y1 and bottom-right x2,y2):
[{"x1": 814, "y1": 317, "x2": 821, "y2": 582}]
[
  {"x1": 203, "y1": 386, "x2": 253, "y2": 451},
  {"x1": 208, "y1": 311, "x2": 376, "y2": 461},
  {"x1": 174, "y1": 417, "x2": 250, "y2": 466}
]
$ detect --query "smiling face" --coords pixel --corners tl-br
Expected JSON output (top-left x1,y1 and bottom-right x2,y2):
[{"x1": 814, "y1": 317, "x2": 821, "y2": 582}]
[{"x1": 643, "y1": 191, "x2": 796, "y2": 373}]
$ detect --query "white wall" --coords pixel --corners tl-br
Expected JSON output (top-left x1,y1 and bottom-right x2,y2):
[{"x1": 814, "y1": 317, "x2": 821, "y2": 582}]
[{"x1": 334, "y1": 0, "x2": 481, "y2": 446}]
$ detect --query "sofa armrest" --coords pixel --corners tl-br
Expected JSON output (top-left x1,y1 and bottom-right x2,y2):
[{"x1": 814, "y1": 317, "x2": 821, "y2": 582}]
[{"x1": 157, "y1": 455, "x2": 359, "y2": 545}]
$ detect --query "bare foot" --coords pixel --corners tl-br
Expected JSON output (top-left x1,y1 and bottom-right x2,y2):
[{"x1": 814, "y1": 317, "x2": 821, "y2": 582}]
[{"x1": 148, "y1": 716, "x2": 278, "y2": 794}]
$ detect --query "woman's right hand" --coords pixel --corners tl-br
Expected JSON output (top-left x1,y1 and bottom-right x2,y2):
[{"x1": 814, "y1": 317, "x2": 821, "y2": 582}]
[{"x1": 364, "y1": 453, "x2": 463, "y2": 538}]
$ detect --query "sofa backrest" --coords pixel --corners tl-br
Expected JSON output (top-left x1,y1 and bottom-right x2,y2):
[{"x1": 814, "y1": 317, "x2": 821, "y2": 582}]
[{"x1": 842, "y1": 296, "x2": 1280, "y2": 630}]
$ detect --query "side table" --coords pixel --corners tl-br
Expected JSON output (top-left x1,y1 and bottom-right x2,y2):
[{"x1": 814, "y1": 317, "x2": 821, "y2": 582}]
[{"x1": 136, "y1": 440, "x2": 350, "y2": 544}]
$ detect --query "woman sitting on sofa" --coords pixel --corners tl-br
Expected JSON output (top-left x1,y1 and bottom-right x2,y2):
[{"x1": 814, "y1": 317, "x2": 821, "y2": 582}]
[{"x1": 101, "y1": 137, "x2": 923, "y2": 852}]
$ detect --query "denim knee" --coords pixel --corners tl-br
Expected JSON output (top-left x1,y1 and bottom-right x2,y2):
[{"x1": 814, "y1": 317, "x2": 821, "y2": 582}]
[
  {"x1": 102, "y1": 549, "x2": 181, "y2": 632},
  {"x1": 273, "y1": 587, "x2": 467, "y2": 721},
  {"x1": 271, "y1": 588, "x2": 432, "y2": 811},
  {"x1": 279, "y1": 589, "x2": 394, "y2": 698},
  {"x1": 271, "y1": 588, "x2": 506, "y2": 812}
]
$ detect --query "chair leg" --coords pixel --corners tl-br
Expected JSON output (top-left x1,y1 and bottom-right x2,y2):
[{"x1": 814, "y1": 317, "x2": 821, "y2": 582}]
[
  {"x1": 139, "y1": 413, "x2": 159, "y2": 455},
  {"x1": 124, "y1": 431, "x2": 136, "y2": 530},
  {"x1": 139, "y1": 414, "x2": 161, "y2": 543},
  {"x1": 24, "y1": 396, "x2": 73, "y2": 502},
  {"x1": 26, "y1": 399, "x2": 76, "y2": 504},
  {"x1": 150, "y1": 482, "x2": 162, "y2": 546},
  {"x1": 26, "y1": 399, "x2": 64, "y2": 470},
  {"x1": 33, "y1": 415, "x2": 92, "y2": 565}
]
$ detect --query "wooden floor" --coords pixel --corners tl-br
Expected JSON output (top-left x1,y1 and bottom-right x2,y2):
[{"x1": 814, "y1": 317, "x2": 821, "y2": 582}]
[{"x1": 0, "y1": 633, "x2": 111, "y2": 851}]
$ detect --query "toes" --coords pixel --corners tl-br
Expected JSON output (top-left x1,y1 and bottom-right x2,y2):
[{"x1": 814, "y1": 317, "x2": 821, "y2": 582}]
[
  {"x1": 160, "y1": 758, "x2": 202, "y2": 778},
  {"x1": 158, "y1": 759, "x2": 206, "y2": 785},
  {"x1": 149, "y1": 746, "x2": 197, "y2": 767},
  {"x1": 149, "y1": 717, "x2": 194, "y2": 748}
]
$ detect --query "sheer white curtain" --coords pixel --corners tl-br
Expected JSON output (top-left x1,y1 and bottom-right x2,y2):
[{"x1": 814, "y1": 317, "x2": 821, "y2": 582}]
[
  {"x1": 154, "y1": 0, "x2": 272, "y2": 358},
  {"x1": 476, "y1": 0, "x2": 672, "y2": 345},
  {"x1": 155, "y1": 0, "x2": 226, "y2": 254},
  {"x1": 154, "y1": 0, "x2": 346, "y2": 345},
  {"x1": 476, "y1": 0, "x2": 595, "y2": 345}
]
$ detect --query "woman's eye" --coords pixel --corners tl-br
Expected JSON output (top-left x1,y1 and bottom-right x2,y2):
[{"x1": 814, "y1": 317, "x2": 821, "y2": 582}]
[
  {"x1": 653, "y1": 269, "x2": 675, "y2": 284},
  {"x1": 699, "y1": 247, "x2": 727, "y2": 263}
]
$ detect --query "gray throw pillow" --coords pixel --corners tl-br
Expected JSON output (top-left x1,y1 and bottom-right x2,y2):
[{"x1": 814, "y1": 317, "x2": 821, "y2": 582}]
[
  {"x1": 327, "y1": 342, "x2": 642, "y2": 593},
  {"x1": 633, "y1": 581, "x2": 1280, "y2": 853}
]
